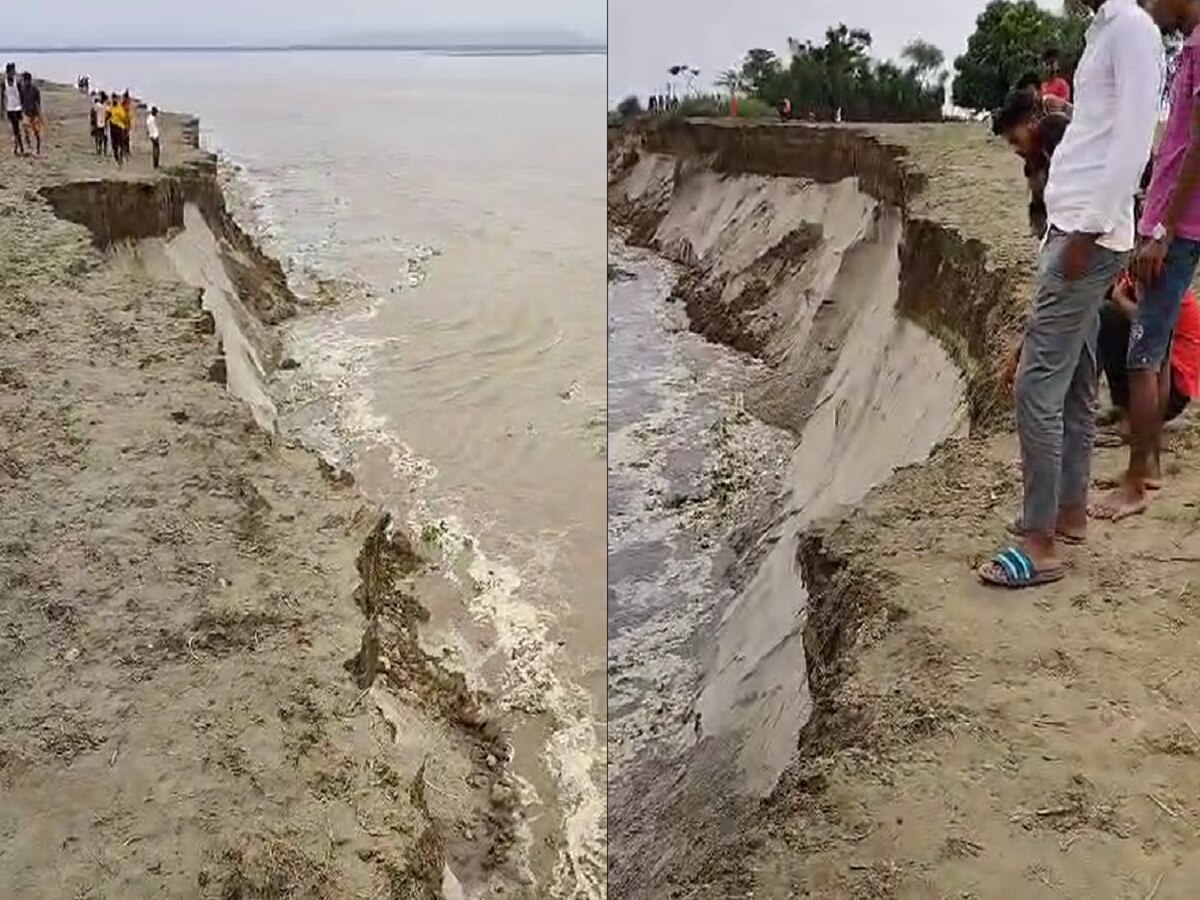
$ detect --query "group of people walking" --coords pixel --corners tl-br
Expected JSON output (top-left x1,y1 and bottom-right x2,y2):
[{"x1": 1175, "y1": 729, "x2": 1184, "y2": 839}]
[
  {"x1": 980, "y1": 0, "x2": 1200, "y2": 588},
  {"x1": 2, "y1": 64, "x2": 161, "y2": 169},
  {"x1": 89, "y1": 90, "x2": 161, "y2": 169},
  {"x1": 4, "y1": 63, "x2": 42, "y2": 157}
]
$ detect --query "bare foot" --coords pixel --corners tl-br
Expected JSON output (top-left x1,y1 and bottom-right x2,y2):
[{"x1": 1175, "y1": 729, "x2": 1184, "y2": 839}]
[
  {"x1": 1093, "y1": 473, "x2": 1161, "y2": 492},
  {"x1": 1089, "y1": 478, "x2": 1149, "y2": 522}
]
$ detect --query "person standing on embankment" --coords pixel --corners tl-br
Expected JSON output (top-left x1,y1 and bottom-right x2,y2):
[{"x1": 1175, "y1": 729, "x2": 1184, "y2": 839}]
[
  {"x1": 1091, "y1": 0, "x2": 1200, "y2": 521},
  {"x1": 109, "y1": 92, "x2": 130, "y2": 166},
  {"x1": 4, "y1": 63, "x2": 25, "y2": 156},
  {"x1": 91, "y1": 92, "x2": 108, "y2": 155},
  {"x1": 146, "y1": 105, "x2": 161, "y2": 169},
  {"x1": 1041, "y1": 47, "x2": 1074, "y2": 110},
  {"x1": 19, "y1": 71, "x2": 43, "y2": 157},
  {"x1": 979, "y1": 0, "x2": 1164, "y2": 588}
]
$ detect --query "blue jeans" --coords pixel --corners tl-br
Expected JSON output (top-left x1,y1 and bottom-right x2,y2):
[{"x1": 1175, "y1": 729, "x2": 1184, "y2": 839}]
[{"x1": 1128, "y1": 236, "x2": 1200, "y2": 371}]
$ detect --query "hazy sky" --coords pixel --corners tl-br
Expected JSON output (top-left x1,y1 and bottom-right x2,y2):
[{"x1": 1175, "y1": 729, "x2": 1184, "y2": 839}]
[
  {"x1": 1, "y1": 0, "x2": 606, "y2": 46},
  {"x1": 609, "y1": 0, "x2": 1061, "y2": 102}
]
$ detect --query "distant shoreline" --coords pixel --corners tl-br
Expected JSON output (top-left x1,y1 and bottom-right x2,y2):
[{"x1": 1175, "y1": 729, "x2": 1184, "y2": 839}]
[{"x1": 1, "y1": 43, "x2": 606, "y2": 56}]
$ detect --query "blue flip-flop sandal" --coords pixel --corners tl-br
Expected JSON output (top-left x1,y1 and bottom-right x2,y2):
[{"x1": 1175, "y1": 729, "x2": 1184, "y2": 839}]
[{"x1": 978, "y1": 546, "x2": 1066, "y2": 589}]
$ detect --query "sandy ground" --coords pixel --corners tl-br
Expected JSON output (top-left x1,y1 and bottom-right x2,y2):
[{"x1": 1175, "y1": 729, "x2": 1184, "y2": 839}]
[
  {"x1": 749, "y1": 419, "x2": 1200, "y2": 900},
  {"x1": 0, "y1": 85, "x2": 524, "y2": 899}
]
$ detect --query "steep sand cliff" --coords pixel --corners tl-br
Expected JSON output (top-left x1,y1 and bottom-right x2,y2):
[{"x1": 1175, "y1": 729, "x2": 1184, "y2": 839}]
[
  {"x1": 0, "y1": 86, "x2": 532, "y2": 900},
  {"x1": 610, "y1": 119, "x2": 1200, "y2": 899}
]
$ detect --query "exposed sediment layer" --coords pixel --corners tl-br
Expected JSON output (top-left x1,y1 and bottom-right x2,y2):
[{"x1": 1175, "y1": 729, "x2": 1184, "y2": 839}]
[
  {"x1": 0, "y1": 86, "x2": 529, "y2": 899},
  {"x1": 607, "y1": 119, "x2": 1035, "y2": 897}
]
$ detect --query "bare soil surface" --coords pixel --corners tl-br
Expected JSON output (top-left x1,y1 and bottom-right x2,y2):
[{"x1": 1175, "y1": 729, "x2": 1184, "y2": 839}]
[
  {"x1": 745, "y1": 421, "x2": 1200, "y2": 900},
  {"x1": 1, "y1": 85, "x2": 519, "y2": 899}
]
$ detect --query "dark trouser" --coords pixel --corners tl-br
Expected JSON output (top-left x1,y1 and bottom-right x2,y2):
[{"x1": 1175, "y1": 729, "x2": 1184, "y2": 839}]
[
  {"x1": 7, "y1": 109, "x2": 22, "y2": 143},
  {"x1": 110, "y1": 124, "x2": 125, "y2": 161},
  {"x1": 151, "y1": 137, "x2": 160, "y2": 168},
  {"x1": 1099, "y1": 302, "x2": 1189, "y2": 422}
]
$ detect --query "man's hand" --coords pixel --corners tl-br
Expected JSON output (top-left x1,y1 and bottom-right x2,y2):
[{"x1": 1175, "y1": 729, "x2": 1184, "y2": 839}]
[
  {"x1": 1134, "y1": 237, "x2": 1168, "y2": 286},
  {"x1": 1061, "y1": 231, "x2": 1098, "y2": 281},
  {"x1": 1109, "y1": 278, "x2": 1138, "y2": 320}
]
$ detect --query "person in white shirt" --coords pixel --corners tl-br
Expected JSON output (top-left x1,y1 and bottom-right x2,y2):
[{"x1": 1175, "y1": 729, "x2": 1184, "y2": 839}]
[
  {"x1": 146, "y1": 105, "x2": 161, "y2": 169},
  {"x1": 3, "y1": 62, "x2": 25, "y2": 156},
  {"x1": 92, "y1": 93, "x2": 108, "y2": 155},
  {"x1": 980, "y1": 0, "x2": 1164, "y2": 588}
]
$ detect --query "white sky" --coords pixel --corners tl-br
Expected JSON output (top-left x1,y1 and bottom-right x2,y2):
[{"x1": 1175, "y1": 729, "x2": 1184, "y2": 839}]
[
  {"x1": 0, "y1": 0, "x2": 606, "y2": 46},
  {"x1": 608, "y1": 0, "x2": 1062, "y2": 103}
]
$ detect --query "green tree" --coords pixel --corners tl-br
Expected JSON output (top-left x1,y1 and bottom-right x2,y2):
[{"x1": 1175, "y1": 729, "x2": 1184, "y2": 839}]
[
  {"x1": 739, "y1": 24, "x2": 944, "y2": 122},
  {"x1": 951, "y1": 0, "x2": 1085, "y2": 112},
  {"x1": 738, "y1": 48, "x2": 782, "y2": 94},
  {"x1": 901, "y1": 38, "x2": 946, "y2": 87}
]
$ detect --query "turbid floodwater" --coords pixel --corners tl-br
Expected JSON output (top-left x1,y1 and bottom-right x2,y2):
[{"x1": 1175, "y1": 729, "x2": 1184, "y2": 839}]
[
  {"x1": 30, "y1": 50, "x2": 606, "y2": 897},
  {"x1": 606, "y1": 237, "x2": 793, "y2": 781}
]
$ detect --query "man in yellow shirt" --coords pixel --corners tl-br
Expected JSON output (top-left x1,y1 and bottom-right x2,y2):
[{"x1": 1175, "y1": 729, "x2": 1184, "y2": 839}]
[{"x1": 109, "y1": 93, "x2": 130, "y2": 165}]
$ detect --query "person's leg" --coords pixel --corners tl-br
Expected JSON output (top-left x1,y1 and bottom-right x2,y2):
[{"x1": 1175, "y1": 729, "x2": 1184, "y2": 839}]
[
  {"x1": 1095, "y1": 238, "x2": 1200, "y2": 518},
  {"x1": 988, "y1": 232, "x2": 1120, "y2": 580},
  {"x1": 1149, "y1": 349, "x2": 1173, "y2": 482},
  {"x1": 1098, "y1": 302, "x2": 1131, "y2": 412},
  {"x1": 32, "y1": 116, "x2": 40, "y2": 155},
  {"x1": 9, "y1": 111, "x2": 23, "y2": 155},
  {"x1": 1060, "y1": 296, "x2": 1107, "y2": 540},
  {"x1": 152, "y1": 137, "x2": 160, "y2": 169},
  {"x1": 1165, "y1": 371, "x2": 1189, "y2": 422}
]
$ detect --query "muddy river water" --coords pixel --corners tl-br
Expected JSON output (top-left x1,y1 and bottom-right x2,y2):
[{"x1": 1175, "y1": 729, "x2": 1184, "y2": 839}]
[{"x1": 607, "y1": 239, "x2": 795, "y2": 780}]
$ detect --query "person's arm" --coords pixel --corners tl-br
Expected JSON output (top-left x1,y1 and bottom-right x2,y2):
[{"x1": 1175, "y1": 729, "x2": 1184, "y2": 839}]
[
  {"x1": 1028, "y1": 164, "x2": 1050, "y2": 237},
  {"x1": 1042, "y1": 94, "x2": 1071, "y2": 116}
]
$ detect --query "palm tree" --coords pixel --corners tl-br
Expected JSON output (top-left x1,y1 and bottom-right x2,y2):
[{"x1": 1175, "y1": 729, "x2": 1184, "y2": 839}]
[{"x1": 715, "y1": 67, "x2": 743, "y2": 96}]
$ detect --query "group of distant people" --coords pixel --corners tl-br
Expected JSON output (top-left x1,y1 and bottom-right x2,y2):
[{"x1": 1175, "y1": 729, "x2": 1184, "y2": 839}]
[
  {"x1": 3, "y1": 63, "x2": 42, "y2": 157},
  {"x1": 647, "y1": 94, "x2": 680, "y2": 114},
  {"x1": 975, "y1": 0, "x2": 1200, "y2": 589},
  {"x1": 3, "y1": 64, "x2": 161, "y2": 168},
  {"x1": 88, "y1": 89, "x2": 161, "y2": 169}
]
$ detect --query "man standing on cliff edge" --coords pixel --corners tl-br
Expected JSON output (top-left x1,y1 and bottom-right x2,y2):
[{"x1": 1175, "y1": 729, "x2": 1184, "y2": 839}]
[
  {"x1": 981, "y1": 0, "x2": 1164, "y2": 588},
  {"x1": 1091, "y1": 0, "x2": 1200, "y2": 521}
]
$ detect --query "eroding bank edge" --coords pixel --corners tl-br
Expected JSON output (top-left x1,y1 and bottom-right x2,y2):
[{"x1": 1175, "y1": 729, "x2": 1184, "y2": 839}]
[
  {"x1": 607, "y1": 119, "x2": 1028, "y2": 896},
  {"x1": 35, "y1": 130, "x2": 534, "y2": 898}
]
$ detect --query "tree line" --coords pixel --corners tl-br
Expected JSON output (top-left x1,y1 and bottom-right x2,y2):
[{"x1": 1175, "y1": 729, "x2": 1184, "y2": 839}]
[
  {"x1": 613, "y1": 1, "x2": 1149, "y2": 124},
  {"x1": 717, "y1": 26, "x2": 947, "y2": 122}
]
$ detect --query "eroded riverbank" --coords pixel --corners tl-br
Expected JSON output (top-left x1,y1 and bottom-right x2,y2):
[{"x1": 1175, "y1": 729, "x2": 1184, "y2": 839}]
[
  {"x1": 0, "y1": 83, "x2": 564, "y2": 900},
  {"x1": 607, "y1": 119, "x2": 1035, "y2": 897},
  {"x1": 610, "y1": 117, "x2": 1200, "y2": 900}
]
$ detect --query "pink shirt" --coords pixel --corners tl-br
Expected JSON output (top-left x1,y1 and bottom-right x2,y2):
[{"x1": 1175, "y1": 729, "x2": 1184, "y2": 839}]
[{"x1": 1141, "y1": 25, "x2": 1200, "y2": 239}]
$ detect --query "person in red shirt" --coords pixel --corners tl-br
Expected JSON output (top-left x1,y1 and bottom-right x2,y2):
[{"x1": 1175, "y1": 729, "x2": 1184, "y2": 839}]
[
  {"x1": 1098, "y1": 269, "x2": 1200, "y2": 481},
  {"x1": 1040, "y1": 48, "x2": 1073, "y2": 110}
]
